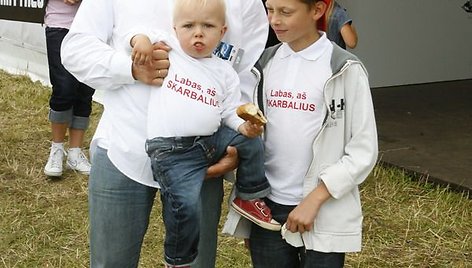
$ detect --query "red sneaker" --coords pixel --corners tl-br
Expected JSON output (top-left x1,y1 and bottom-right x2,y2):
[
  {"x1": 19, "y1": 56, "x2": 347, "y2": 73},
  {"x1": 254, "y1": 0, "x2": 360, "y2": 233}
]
[{"x1": 231, "y1": 197, "x2": 281, "y2": 231}]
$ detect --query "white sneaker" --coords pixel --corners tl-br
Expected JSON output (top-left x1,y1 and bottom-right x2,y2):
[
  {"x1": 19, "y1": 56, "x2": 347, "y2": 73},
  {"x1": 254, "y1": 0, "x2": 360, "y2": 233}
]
[
  {"x1": 44, "y1": 146, "x2": 66, "y2": 177},
  {"x1": 66, "y1": 148, "x2": 91, "y2": 175}
]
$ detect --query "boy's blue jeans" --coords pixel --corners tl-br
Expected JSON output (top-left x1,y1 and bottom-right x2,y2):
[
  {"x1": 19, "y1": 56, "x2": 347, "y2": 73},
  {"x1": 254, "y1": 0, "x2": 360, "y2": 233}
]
[
  {"x1": 249, "y1": 199, "x2": 346, "y2": 268},
  {"x1": 145, "y1": 126, "x2": 270, "y2": 266}
]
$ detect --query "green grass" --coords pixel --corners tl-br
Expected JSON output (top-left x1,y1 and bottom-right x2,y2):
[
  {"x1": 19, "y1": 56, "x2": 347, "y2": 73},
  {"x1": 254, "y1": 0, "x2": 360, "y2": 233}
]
[{"x1": 0, "y1": 70, "x2": 471, "y2": 267}]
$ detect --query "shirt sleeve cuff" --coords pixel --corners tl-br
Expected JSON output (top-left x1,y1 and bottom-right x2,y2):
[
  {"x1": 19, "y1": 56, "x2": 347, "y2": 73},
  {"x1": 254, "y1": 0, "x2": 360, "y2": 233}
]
[
  {"x1": 319, "y1": 164, "x2": 355, "y2": 199},
  {"x1": 226, "y1": 116, "x2": 245, "y2": 133},
  {"x1": 110, "y1": 52, "x2": 136, "y2": 85}
]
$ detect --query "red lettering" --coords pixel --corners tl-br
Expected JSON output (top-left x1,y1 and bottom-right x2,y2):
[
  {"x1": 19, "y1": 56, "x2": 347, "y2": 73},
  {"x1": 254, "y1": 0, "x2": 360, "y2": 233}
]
[
  {"x1": 267, "y1": 98, "x2": 318, "y2": 112},
  {"x1": 197, "y1": 94, "x2": 204, "y2": 103},
  {"x1": 183, "y1": 89, "x2": 191, "y2": 97}
]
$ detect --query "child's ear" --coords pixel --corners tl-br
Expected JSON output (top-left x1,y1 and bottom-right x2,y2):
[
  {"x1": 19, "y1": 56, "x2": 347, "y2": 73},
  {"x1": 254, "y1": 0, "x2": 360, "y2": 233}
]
[
  {"x1": 220, "y1": 25, "x2": 228, "y2": 37},
  {"x1": 313, "y1": 1, "x2": 327, "y2": 21}
]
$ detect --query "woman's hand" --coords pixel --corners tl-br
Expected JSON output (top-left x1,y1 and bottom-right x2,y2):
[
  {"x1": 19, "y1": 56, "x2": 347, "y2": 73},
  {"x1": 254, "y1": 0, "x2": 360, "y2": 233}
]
[{"x1": 206, "y1": 146, "x2": 239, "y2": 179}]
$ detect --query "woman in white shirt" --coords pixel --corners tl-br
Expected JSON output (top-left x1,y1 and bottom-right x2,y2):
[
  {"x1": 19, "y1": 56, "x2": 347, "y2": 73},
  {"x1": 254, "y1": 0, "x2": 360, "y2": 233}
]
[{"x1": 61, "y1": 0, "x2": 268, "y2": 267}]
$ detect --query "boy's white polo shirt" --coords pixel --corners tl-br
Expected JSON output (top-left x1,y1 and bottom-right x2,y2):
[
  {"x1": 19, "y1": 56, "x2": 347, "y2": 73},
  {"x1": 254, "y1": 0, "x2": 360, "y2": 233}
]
[{"x1": 263, "y1": 33, "x2": 333, "y2": 205}]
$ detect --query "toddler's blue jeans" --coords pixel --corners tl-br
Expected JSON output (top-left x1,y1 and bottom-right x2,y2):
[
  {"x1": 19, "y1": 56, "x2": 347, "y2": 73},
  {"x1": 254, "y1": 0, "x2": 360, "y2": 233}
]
[{"x1": 146, "y1": 126, "x2": 270, "y2": 266}]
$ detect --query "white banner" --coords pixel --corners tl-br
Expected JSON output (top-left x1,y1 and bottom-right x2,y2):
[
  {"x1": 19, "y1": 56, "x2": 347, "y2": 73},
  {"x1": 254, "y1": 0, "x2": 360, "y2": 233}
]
[{"x1": 0, "y1": 19, "x2": 49, "y2": 85}]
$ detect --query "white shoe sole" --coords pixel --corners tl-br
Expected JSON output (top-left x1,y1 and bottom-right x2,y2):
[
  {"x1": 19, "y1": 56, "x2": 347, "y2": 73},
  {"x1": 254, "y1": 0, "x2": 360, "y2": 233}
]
[
  {"x1": 44, "y1": 169, "x2": 62, "y2": 177},
  {"x1": 231, "y1": 202, "x2": 281, "y2": 231},
  {"x1": 66, "y1": 163, "x2": 90, "y2": 175}
]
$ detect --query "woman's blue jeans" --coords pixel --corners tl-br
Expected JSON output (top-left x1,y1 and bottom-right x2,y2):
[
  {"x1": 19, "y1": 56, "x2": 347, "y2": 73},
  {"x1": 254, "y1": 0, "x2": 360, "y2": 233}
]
[{"x1": 88, "y1": 147, "x2": 157, "y2": 268}]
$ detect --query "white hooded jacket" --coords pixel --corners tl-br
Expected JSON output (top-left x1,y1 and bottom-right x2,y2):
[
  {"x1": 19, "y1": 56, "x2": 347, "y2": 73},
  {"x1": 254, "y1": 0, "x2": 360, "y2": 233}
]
[{"x1": 223, "y1": 43, "x2": 378, "y2": 253}]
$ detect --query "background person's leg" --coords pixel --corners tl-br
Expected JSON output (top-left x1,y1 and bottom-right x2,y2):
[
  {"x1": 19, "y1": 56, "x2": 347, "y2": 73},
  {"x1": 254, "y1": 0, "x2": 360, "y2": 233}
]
[{"x1": 67, "y1": 118, "x2": 92, "y2": 174}]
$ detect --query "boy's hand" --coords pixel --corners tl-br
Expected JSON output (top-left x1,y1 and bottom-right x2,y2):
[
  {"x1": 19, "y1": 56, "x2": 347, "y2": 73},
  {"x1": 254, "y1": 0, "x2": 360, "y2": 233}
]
[
  {"x1": 285, "y1": 197, "x2": 319, "y2": 233},
  {"x1": 285, "y1": 182, "x2": 331, "y2": 233},
  {"x1": 238, "y1": 121, "x2": 263, "y2": 138}
]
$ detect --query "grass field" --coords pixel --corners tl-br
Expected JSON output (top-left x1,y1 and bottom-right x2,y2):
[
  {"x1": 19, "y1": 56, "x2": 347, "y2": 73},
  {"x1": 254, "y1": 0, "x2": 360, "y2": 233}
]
[{"x1": 0, "y1": 70, "x2": 471, "y2": 267}]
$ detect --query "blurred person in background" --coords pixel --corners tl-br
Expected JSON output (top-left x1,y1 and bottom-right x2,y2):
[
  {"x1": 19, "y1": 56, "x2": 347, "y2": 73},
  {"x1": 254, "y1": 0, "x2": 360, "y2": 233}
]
[
  {"x1": 43, "y1": 0, "x2": 94, "y2": 177},
  {"x1": 321, "y1": 0, "x2": 358, "y2": 49}
]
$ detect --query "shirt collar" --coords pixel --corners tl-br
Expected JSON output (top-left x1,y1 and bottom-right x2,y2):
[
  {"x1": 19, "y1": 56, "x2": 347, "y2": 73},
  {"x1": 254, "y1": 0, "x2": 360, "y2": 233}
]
[{"x1": 278, "y1": 31, "x2": 332, "y2": 61}]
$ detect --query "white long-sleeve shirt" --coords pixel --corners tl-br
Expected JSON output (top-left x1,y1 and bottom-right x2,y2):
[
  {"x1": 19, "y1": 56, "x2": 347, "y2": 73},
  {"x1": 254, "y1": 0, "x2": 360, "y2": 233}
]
[{"x1": 61, "y1": 0, "x2": 268, "y2": 187}]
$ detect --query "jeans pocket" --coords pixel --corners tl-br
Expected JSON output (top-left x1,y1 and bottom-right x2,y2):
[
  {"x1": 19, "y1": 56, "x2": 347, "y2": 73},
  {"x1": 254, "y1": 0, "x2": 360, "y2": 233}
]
[
  {"x1": 150, "y1": 156, "x2": 164, "y2": 185},
  {"x1": 149, "y1": 146, "x2": 189, "y2": 188},
  {"x1": 149, "y1": 150, "x2": 173, "y2": 188},
  {"x1": 197, "y1": 137, "x2": 216, "y2": 162}
]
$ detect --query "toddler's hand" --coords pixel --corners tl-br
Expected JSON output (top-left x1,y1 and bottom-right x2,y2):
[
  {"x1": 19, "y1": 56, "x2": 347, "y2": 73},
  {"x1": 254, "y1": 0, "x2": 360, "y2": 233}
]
[
  {"x1": 131, "y1": 35, "x2": 153, "y2": 65},
  {"x1": 238, "y1": 121, "x2": 263, "y2": 138},
  {"x1": 132, "y1": 47, "x2": 152, "y2": 66}
]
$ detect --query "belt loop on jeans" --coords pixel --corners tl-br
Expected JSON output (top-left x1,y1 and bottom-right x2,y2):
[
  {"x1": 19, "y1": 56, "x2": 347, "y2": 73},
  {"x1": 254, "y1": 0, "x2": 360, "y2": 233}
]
[
  {"x1": 173, "y1": 136, "x2": 201, "y2": 149},
  {"x1": 146, "y1": 136, "x2": 207, "y2": 154}
]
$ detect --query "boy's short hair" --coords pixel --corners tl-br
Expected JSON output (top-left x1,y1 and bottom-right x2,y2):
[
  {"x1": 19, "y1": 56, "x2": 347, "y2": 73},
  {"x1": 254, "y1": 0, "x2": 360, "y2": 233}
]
[
  {"x1": 297, "y1": 0, "x2": 326, "y2": 29},
  {"x1": 299, "y1": 0, "x2": 323, "y2": 4},
  {"x1": 173, "y1": 0, "x2": 227, "y2": 24}
]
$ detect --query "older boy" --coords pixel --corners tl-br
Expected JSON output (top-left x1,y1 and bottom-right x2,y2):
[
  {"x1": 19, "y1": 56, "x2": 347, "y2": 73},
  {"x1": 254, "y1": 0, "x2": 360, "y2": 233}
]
[{"x1": 222, "y1": 0, "x2": 378, "y2": 266}]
